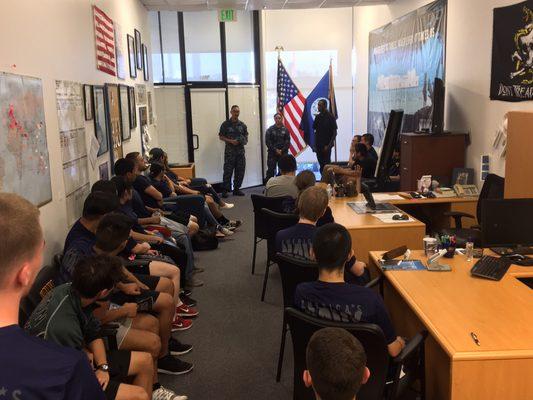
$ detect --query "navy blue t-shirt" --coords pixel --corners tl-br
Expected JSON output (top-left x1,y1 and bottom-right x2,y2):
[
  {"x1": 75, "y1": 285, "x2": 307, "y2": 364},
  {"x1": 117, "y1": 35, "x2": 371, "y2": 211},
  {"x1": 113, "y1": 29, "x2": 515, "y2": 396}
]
[
  {"x1": 59, "y1": 220, "x2": 96, "y2": 284},
  {"x1": 131, "y1": 189, "x2": 151, "y2": 218},
  {"x1": 150, "y1": 177, "x2": 173, "y2": 198},
  {"x1": 276, "y1": 223, "x2": 315, "y2": 260},
  {"x1": 133, "y1": 175, "x2": 160, "y2": 209},
  {"x1": 0, "y1": 325, "x2": 105, "y2": 399},
  {"x1": 294, "y1": 281, "x2": 397, "y2": 344}
]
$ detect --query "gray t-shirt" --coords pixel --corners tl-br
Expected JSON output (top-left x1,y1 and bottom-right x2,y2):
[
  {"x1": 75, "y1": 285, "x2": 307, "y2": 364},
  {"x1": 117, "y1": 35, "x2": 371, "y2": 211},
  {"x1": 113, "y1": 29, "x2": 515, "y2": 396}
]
[{"x1": 265, "y1": 175, "x2": 299, "y2": 198}]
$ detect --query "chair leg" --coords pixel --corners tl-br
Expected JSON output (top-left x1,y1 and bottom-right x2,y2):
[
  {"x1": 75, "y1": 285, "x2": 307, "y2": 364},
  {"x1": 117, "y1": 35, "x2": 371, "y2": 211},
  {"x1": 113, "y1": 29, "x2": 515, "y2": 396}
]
[
  {"x1": 261, "y1": 262, "x2": 271, "y2": 302},
  {"x1": 252, "y1": 237, "x2": 258, "y2": 275},
  {"x1": 276, "y1": 318, "x2": 287, "y2": 382}
]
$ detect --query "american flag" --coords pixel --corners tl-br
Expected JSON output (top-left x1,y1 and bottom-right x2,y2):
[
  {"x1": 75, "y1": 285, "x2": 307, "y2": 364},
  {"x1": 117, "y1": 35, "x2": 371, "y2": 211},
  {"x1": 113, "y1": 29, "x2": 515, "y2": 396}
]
[
  {"x1": 93, "y1": 6, "x2": 116, "y2": 77},
  {"x1": 277, "y1": 59, "x2": 306, "y2": 156}
]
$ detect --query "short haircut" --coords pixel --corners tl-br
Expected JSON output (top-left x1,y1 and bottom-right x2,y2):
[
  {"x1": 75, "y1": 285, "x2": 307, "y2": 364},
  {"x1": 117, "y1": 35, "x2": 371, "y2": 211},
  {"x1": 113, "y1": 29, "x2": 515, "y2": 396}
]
[
  {"x1": 278, "y1": 154, "x2": 297, "y2": 173},
  {"x1": 95, "y1": 213, "x2": 133, "y2": 253},
  {"x1": 307, "y1": 327, "x2": 367, "y2": 400},
  {"x1": 114, "y1": 158, "x2": 135, "y2": 176},
  {"x1": 274, "y1": 112, "x2": 282, "y2": 119},
  {"x1": 82, "y1": 192, "x2": 119, "y2": 221},
  {"x1": 149, "y1": 147, "x2": 165, "y2": 162},
  {"x1": 125, "y1": 152, "x2": 140, "y2": 162},
  {"x1": 318, "y1": 99, "x2": 327, "y2": 107},
  {"x1": 355, "y1": 143, "x2": 368, "y2": 157},
  {"x1": 354, "y1": 135, "x2": 362, "y2": 141},
  {"x1": 362, "y1": 133, "x2": 374, "y2": 146},
  {"x1": 111, "y1": 176, "x2": 132, "y2": 199},
  {"x1": 91, "y1": 180, "x2": 117, "y2": 195},
  {"x1": 295, "y1": 170, "x2": 316, "y2": 192},
  {"x1": 312, "y1": 223, "x2": 352, "y2": 270},
  {"x1": 72, "y1": 254, "x2": 124, "y2": 298},
  {"x1": 298, "y1": 186, "x2": 328, "y2": 222},
  {"x1": 149, "y1": 162, "x2": 165, "y2": 178},
  {"x1": 231, "y1": 105, "x2": 239, "y2": 111},
  {"x1": 0, "y1": 193, "x2": 42, "y2": 285}
]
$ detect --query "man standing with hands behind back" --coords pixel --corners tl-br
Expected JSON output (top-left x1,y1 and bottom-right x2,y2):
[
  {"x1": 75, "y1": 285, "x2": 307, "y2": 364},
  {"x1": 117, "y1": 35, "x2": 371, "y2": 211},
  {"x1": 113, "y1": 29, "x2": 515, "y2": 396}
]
[
  {"x1": 313, "y1": 99, "x2": 337, "y2": 175},
  {"x1": 219, "y1": 105, "x2": 248, "y2": 198},
  {"x1": 265, "y1": 113, "x2": 291, "y2": 181}
]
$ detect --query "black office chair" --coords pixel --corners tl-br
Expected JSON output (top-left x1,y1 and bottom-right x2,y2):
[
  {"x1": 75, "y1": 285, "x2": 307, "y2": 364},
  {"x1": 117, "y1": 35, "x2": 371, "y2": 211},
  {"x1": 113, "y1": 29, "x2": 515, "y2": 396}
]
[
  {"x1": 285, "y1": 307, "x2": 427, "y2": 400},
  {"x1": 260, "y1": 209, "x2": 299, "y2": 302},
  {"x1": 440, "y1": 173, "x2": 505, "y2": 247},
  {"x1": 250, "y1": 194, "x2": 291, "y2": 275}
]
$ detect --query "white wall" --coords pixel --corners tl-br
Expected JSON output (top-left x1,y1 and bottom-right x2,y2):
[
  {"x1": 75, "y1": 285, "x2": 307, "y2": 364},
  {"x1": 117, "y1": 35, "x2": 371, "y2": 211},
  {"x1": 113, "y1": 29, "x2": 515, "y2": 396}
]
[
  {"x1": 0, "y1": 0, "x2": 153, "y2": 263},
  {"x1": 353, "y1": 0, "x2": 533, "y2": 181}
]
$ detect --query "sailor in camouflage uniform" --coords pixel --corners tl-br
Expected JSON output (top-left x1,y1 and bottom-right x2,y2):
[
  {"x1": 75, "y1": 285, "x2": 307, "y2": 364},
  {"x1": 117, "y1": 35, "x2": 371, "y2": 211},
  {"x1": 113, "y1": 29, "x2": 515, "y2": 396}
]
[
  {"x1": 265, "y1": 113, "x2": 291, "y2": 181},
  {"x1": 219, "y1": 105, "x2": 248, "y2": 197}
]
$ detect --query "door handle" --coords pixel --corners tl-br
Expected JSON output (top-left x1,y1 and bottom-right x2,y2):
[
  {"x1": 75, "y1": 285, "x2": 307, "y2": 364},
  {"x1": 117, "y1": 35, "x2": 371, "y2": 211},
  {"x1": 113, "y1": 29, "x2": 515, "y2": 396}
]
[{"x1": 193, "y1": 134, "x2": 199, "y2": 150}]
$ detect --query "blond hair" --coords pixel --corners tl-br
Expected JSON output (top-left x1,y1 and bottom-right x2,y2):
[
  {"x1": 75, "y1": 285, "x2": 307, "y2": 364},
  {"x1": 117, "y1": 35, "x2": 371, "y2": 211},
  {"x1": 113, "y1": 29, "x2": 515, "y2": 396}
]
[{"x1": 298, "y1": 186, "x2": 328, "y2": 222}]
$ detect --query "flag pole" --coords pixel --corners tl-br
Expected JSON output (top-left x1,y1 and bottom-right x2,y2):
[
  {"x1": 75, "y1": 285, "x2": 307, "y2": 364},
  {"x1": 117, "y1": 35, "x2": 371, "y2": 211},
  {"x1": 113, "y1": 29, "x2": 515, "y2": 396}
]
[
  {"x1": 329, "y1": 58, "x2": 338, "y2": 162},
  {"x1": 275, "y1": 45, "x2": 284, "y2": 114}
]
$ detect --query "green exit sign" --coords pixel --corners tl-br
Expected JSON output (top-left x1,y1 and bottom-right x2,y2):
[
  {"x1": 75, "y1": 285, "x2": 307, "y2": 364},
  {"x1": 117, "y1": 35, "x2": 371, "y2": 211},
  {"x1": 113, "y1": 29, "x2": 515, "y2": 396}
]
[{"x1": 219, "y1": 9, "x2": 237, "y2": 22}]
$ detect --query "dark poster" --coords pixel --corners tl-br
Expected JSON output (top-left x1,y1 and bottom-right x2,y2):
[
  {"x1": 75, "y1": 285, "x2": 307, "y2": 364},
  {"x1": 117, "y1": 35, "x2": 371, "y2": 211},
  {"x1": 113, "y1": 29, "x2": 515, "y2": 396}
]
[
  {"x1": 368, "y1": 0, "x2": 447, "y2": 145},
  {"x1": 490, "y1": 1, "x2": 533, "y2": 101}
]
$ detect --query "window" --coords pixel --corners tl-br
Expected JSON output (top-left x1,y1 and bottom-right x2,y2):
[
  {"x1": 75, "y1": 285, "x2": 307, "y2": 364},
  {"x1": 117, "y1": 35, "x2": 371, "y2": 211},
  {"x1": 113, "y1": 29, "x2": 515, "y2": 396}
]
[
  {"x1": 149, "y1": 12, "x2": 163, "y2": 83},
  {"x1": 160, "y1": 11, "x2": 182, "y2": 83},
  {"x1": 183, "y1": 12, "x2": 222, "y2": 82},
  {"x1": 225, "y1": 11, "x2": 255, "y2": 83}
]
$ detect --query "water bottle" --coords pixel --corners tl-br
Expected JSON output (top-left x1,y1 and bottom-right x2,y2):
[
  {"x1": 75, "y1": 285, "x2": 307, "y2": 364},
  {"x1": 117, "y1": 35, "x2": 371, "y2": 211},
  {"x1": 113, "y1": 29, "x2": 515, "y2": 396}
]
[
  {"x1": 465, "y1": 242, "x2": 474, "y2": 262},
  {"x1": 326, "y1": 184, "x2": 333, "y2": 199}
]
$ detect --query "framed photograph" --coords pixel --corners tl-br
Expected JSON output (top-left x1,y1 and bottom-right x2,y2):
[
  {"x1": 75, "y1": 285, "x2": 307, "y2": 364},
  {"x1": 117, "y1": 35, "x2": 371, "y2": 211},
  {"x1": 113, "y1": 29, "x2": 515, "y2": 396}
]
[
  {"x1": 134, "y1": 29, "x2": 142, "y2": 70},
  {"x1": 104, "y1": 83, "x2": 123, "y2": 165},
  {"x1": 128, "y1": 86, "x2": 137, "y2": 129},
  {"x1": 127, "y1": 34, "x2": 136, "y2": 79},
  {"x1": 139, "y1": 106, "x2": 148, "y2": 157},
  {"x1": 452, "y1": 168, "x2": 474, "y2": 185},
  {"x1": 147, "y1": 91, "x2": 153, "y2": 125},
  {"x1": 142, "y1": 44, "x2": 149, "y2": 81},
  {"x1": 83, "y1": 84, "x2": 93, "y2": 120},
  {"x1": 99, "y1": 162, "x2": 109, "y2": 180},
  {"x1": 119, "y1": 84, "x2": 131, "y2": 141},
  {"x1": 93, "y1": 85, "x2": 109, "y2": 156}
]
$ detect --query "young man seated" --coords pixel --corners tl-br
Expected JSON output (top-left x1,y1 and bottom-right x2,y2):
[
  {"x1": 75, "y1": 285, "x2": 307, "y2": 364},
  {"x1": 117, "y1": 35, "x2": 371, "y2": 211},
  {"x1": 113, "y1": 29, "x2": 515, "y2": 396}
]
[
  {"x1": 265, "y1": 154, "x2": 299, "y2": 199},
  {"x1": 25, "y1": 254, "x2": 155, "y2": 400},
  {"x1": 304, "y1": 328, "x2": 370, "y2": 400},
  {"x1": 0, "y1": 193, "x2": 105, "y2": 399},
  {"x1": 276, "y1": 187, "x2": 367, "y2": 284},
  {"x1": 362, "y1": 133, "x2": 378, "y2": 160},
  {"x1": 294, "y1": 223, "x2": 406, "y2": 357}
]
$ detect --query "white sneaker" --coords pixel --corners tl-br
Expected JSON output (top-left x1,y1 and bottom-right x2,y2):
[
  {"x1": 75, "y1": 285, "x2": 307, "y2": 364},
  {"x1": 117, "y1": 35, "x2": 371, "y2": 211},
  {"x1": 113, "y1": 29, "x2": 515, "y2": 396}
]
[
  {"x1": 218, "y1": 226, "x2": 234, "y2": 236},
  {"x1": 153, "y1": 386, "x2": 188, "y2": 400},
  {"x1": 221, "y1": 202, "x2": 234, "y2": 209}
]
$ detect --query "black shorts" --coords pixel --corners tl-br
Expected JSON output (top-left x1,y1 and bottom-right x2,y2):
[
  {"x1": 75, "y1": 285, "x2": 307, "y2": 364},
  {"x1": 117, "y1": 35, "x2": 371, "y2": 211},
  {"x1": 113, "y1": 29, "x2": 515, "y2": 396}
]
[
  {"x1": 104, "y1": 350, "x2": 131, "y2": 399},
  {"x1": 124, "y1": 260, "x2": 151, "y2": 275},
  {"x1": 110, "y1": 274, "x2": 160, "y2": 310}
]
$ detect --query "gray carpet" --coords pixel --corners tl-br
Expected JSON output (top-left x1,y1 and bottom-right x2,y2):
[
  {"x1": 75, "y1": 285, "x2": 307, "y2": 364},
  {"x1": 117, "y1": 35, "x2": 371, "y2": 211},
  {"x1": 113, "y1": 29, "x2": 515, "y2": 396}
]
[{"x1": 160, "y1": 187, "x2": 294, "y2": 399}]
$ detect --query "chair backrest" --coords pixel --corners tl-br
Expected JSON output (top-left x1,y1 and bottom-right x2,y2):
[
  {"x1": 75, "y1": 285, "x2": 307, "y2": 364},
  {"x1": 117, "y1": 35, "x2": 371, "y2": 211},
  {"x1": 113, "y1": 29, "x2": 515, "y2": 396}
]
[
  {"x1": 285, "y1": 307, "x2": 390, "y2": 400},
  {"x1": 477, "y1": 174, "x2": 505, "y2": 222},
  {"x1": 276, "y1": 253, "x2": 319, "y2": 308},
  {"x1": 19, "y1": 265, "x2": 59, "y2": 326},
  {"x1": 262, "y1": 208, "x2": 299, "y2": 259},
  {"x1": 251, "y1": 194, "x2": 290, "y2": 239}
]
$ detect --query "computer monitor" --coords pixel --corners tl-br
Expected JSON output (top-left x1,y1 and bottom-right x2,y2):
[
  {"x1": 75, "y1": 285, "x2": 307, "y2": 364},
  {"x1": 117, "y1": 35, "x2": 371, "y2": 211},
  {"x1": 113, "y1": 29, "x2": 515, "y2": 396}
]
[
  {"x1": 481, "y1": 199, "x2": 533, "y2": 247},
  {"x1": 431, "y1": 78, "x2": 445, "y2": 134},
  {"x1": 375, "y1": 109, "x2": 404, "y2": 184}
]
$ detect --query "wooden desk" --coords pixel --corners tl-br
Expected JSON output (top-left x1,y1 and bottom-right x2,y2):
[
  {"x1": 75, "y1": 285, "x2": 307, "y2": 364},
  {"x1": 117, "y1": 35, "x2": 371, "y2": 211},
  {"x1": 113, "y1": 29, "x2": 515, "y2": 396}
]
[
  {"x1": 369, "y1": 250, "x2": 533, "y2": 400},
  {"x1": 329, "y1": 197, "x2": 426, "y2": 265}
]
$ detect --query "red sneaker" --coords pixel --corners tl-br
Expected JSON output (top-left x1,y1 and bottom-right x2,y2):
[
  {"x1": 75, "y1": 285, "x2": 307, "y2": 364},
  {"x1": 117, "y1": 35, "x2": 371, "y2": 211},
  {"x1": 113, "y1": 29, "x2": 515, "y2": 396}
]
[
  {"x1": 176, "y1": 303, "x2": 199, "y2": 318},
  {"x1": 172, "y1": 316, "x2": 193, "y2": 332}
]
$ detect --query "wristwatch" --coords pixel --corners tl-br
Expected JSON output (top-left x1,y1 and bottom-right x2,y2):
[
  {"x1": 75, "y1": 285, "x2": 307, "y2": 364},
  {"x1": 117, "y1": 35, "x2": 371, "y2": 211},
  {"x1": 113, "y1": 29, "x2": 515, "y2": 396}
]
[{"x1": 96, "y1": 363, "x2": 109, "y2": 372}]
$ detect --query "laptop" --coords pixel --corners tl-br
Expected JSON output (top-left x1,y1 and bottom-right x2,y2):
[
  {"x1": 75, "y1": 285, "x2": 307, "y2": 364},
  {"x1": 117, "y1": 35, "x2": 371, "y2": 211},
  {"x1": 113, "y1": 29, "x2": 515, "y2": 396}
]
[{"x1": 348, "y1": 184, "x2": 398, "y2": 214}]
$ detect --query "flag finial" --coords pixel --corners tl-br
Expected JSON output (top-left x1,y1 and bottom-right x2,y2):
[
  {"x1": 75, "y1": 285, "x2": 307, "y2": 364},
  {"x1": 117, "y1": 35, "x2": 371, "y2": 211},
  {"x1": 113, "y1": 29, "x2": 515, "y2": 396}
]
[{"x1": 275, "y1": 45, "x2": 284, "y2": 60}]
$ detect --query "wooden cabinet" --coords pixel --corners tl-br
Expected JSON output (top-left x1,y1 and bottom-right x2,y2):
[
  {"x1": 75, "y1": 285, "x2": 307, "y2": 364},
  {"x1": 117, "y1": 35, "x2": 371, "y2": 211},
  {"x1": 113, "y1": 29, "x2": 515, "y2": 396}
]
[
  {"x1": 400, "y1": 132, "x2": 468, "y2": 191},
  {"x1": 504, "y1": 112, "x2": 533, "y2": 199}
]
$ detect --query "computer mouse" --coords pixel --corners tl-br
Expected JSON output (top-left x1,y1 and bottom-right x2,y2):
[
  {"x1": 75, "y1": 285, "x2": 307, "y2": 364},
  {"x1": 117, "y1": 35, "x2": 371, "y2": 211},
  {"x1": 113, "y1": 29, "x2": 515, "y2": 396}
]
[
  {"x1": 392, "y1": 214, "x2": 409, "y2": 221},
  {"x1": 409, "y1": 192, "x2": 422, "y2": 199},
  {"x1": 506, "y1": 254, "x2": 525, "y2": 261},
  {"x1": 426, "y1": 192, "x2": 436, "y2": 198}
]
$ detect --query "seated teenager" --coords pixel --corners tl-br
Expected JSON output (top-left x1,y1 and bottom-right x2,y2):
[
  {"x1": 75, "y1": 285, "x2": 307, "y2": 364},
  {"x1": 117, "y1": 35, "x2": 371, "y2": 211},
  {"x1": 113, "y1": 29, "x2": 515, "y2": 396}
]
[
  {"x1": 362, "y1": 133, "x2": 378, "y2": 160},
  {"x1": 348, "y1": 134, "x2": 362, "y2": 168},
  {"x1": 304, "y1": 328, "x2": 370, "y2": 400},
  {"x1": 294, "y1": 223, "x2": 406, "y2": 357},
  {"x1": 25, "y1": 254, "x2": 155, "y2": 400},
  {"x1": 324, "y1": 143, "x2": 375, "y2": 183},
  {"x1": 0, "y1": 193, "x2": 105, "y2": 399},
  {"x1": 276, "y1": 187, "x2": 366, "y2": 284},
  {"x1": 265, "y1": 154, "x2": 299, "y2": 198}
]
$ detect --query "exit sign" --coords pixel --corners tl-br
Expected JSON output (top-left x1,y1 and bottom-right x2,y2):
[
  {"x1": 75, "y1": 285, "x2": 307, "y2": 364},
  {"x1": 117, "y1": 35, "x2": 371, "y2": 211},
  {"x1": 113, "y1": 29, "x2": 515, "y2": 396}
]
[{"x1": 219, "y1": 9, "x2": 237, "y2": 22}]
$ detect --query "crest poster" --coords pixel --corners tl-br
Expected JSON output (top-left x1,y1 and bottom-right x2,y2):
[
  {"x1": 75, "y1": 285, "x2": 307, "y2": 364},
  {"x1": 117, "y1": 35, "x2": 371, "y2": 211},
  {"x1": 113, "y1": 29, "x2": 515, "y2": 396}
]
[{"x1": 491, "y1": 0, "x2": 533, "y2": 101}]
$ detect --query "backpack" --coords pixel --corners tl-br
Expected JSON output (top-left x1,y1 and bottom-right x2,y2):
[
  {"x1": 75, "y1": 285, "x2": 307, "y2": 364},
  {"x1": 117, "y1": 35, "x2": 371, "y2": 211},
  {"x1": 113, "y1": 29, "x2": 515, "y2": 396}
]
[{"x1": 191, "y1": 227, "x2": 219, "y2": 251}]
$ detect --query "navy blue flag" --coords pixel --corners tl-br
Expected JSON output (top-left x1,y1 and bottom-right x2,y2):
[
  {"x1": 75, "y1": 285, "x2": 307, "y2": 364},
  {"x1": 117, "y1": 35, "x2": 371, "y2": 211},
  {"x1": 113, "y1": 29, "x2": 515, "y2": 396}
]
[{"x1": 300, "y1": 65, "x2": 337, "y2": 151}]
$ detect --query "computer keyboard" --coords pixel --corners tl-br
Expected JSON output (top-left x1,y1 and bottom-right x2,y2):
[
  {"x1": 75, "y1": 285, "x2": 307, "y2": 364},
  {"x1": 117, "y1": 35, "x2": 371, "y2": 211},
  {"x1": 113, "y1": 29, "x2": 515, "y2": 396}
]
[
  {"x1": 470, "y1": 256, "x2": 512, "y2": 281},
  {"x1": 491, "y1": 246, "x2": 533, "y2": 256}
]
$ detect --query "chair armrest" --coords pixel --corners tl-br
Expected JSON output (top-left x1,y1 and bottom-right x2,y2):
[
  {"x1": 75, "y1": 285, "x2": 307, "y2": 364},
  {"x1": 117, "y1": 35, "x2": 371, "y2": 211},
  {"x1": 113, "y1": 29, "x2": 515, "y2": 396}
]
[
  {"x1": 393, "y1": 331, "x2": 427, "y2": 364},
  {"x1": 364, "y1": 275, "x2": 382, "y2": 289},
  {"x1": 443, "y1": 211, "x2": 475, "y2": 229}
]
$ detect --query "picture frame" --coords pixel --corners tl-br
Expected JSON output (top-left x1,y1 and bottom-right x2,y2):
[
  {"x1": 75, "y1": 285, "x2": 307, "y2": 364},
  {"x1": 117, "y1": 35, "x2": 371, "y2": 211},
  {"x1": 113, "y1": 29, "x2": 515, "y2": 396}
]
[
  {"x1": 119, "y1": 84, "x2": 131, "y2": 141},
  {"x1": 104, "y1": 83, "x2": 123, "y2": 165},
  {"x1": 83, "y1": 84, "x2": 93, "y2": 120},
  {"x1": 452, "y1": 168, "x2": 474, "y2": 185},
  {"x1": 127, "y1": 34, "x2": 137, "y2": 79},
  {"x1": 99, "y1": 162, "x2": 109, "y2": 180},
  {"x1": 139, "y1": 106, "x2": 148, "y2": 157},
  {"x1": 134, "y1": 29, "x2": 142, "y2": 70},
  {"x1": 142, "y1": 44, "x2": 149, "y2": 81},
  {"x1": 128, "y1": 86, "x2": 137, "y2": 129},
  {"x1": 93, "y1": 85, "x2": 109, "y2": 156}
]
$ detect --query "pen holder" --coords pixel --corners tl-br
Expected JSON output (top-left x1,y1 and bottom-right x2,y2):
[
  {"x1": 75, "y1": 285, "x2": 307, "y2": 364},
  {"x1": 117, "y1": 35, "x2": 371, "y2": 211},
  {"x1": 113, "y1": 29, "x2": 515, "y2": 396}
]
[{"x1": 443, "y1": 246, "x2": 456, "y2": 258}]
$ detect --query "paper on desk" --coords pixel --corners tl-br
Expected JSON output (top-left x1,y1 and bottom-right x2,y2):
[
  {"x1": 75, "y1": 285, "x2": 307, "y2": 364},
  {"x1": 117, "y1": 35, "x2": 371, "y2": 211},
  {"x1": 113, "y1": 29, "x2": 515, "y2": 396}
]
[
  {"x1": 88, "y1": 135, "x2": 100, "y2": 169},
  {"x1": 372, "y1": 193, "x2": 405, "y2": 201},
  {"x1": 373, "y1": 213, "x2": 415, "y2": 223}
]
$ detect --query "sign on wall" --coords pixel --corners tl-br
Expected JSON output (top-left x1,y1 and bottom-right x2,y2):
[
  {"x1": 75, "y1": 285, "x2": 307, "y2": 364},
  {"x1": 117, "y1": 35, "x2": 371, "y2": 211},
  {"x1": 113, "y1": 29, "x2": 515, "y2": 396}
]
[
  {"x1": 367, "y1": 0, "x2": 447, "y2": 145},
  {"x1": 490, "y1": 0, "x2": 533, "y2": 102},
  {"x1": 93, "y1": 5, "x2": 116, "y2": 77}
]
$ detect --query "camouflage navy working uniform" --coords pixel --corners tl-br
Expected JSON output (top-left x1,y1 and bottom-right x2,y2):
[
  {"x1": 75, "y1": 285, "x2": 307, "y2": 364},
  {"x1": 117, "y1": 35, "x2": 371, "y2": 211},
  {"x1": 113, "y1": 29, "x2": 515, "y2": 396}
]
[
  {"x1": 219, "y1": 119, "x2": 248, "y2": 192},
  {"x1": 265, "y1": 124, "x2": 291, "y2": 181}
]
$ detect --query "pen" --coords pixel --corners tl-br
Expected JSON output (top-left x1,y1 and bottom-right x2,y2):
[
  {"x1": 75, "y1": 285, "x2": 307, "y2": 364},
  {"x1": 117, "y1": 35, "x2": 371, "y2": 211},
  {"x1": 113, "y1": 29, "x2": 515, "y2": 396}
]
[{"x1": 470, "y1": 332, "x2": 480, "y2": 346}]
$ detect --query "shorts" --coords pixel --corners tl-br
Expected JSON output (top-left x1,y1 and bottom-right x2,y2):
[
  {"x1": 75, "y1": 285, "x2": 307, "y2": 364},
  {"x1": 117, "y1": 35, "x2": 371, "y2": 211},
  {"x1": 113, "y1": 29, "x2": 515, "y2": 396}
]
[
  {"x1": 124, "y1": 260, "x2": 151, "y2": 275},
  {"x1": 105, "y1": 350, "x2": 131, "y2": 399},
  {"x1": 110, "y1": 274, "x2": 160, "y2": 310},
  {"x1": 116, "y1": 317, "x2": 133, "y2": 349}
]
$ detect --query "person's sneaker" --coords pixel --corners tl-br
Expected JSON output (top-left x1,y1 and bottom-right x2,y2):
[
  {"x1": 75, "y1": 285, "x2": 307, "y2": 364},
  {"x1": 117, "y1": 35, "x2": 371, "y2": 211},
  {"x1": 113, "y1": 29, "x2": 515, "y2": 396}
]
[
  {"x1": 180, "y1": 288, "x2": 192, "y2": 297},
  {"x1": 222, "y1": 223, "x2": 236, "y2": 231},
  {"x1": 157, "y1": 354, "x2": 194, "y2": 375},
  {"x1": 169, "y1": 337, "x2": 193, "y2": 356},
  {"x1": 176, "y1": 303, "x2": 199, "y2": 318},
  {"x1": 218, "y1": 226, "x2": 234, "y2": 236},
  {"x1": 193, "y1": 266, "x2": 205, "y2": 273},
  {"x1": 179, "y1": 293, "x2": 197, "y2": 307},
  {"x1": 172, "y1": 316, "x2": 193, "y2": 331},
  {"x1": 228, "y1": 219, "x2": 242, "y2": 228},
  {"x1": 153, "y1": 386, "x2": 188, "y2": 400},
  {"x1": 220, "y1": 202, "x2": 234, "y2": 209},
  {"x1": 233, "y1": 189, "x2": 245, "y2": 196},
  {"x1": 185, "y1": 277, "x2": 204, "y2": 287},
  {"x1": 221, "y1": 191, "x2": 229, "y2": 198}
]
